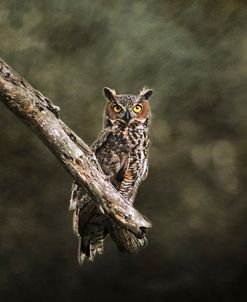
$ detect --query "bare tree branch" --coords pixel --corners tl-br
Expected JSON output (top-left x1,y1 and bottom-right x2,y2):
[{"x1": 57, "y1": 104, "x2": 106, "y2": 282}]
[{"x1": 0, "y1": 58, "x2": 151, "y2": 237}]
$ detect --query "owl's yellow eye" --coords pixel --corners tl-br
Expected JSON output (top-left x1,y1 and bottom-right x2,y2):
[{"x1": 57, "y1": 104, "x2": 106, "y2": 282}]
[
  {"x1": 133, "y1": 105, "x2": 142, "y2": 113},
  {"x1": 113, "y1": 105, "x2": 122, "y2": 113}
]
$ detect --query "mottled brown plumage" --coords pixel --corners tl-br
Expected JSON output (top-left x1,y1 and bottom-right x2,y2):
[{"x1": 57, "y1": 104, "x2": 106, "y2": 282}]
[{"x1": 69, "y1": 87, "x2": 153, "y2": 264}]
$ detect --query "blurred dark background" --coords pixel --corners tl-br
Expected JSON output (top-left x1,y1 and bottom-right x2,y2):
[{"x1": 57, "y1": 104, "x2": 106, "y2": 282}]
[{"x1": 0, "y1": 0, "x2": 247, "y2": 301}]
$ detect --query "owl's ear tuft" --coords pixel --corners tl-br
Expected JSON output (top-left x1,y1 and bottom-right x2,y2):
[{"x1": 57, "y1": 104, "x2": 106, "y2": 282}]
[
  {"x1": 103, "y1": 87, "x2": 117, "y2": 101},
  {"x1": 139, "y1": 87, "x2": 153, "y2": 100}
]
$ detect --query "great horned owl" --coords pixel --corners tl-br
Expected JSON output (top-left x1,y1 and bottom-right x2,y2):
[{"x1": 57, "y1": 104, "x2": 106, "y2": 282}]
[{"x1": 70, "y1": 87, "x2": 153, "y2": 264}]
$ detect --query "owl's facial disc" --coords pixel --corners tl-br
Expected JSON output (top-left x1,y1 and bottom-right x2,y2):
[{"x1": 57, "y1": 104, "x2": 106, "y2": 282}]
[
  {"x1": 105, "y1": 100, "x2": 150, "y2": 126},
  {"x1": 103, "y1": 87, "x2": 153, "y2": 126}
]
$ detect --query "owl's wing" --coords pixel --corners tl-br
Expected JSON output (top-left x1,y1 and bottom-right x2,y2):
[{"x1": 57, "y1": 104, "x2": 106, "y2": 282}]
[
  {"x1": 70, "y1": 127, "x2": 113, "y2": 264},
  {"x1": 93, "y1": 128, "x2": 129, "y2": 184},
  {"x1": 69, "y1": 126, "x2": 112, "y2": 211},
  {"x1": 91, "y1": 126, "x2": 112, "y2": 153}
]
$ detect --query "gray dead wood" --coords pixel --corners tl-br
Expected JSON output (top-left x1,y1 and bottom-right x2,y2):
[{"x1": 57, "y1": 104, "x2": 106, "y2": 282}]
[{"x1": 0, "y1": 58, "x2": 151, "y2": 237}]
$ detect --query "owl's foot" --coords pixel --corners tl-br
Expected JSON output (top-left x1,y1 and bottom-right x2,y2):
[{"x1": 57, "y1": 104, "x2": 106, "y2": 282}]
[{"x1": 108, "y1": 221, "x2": 148, "y2": 254}]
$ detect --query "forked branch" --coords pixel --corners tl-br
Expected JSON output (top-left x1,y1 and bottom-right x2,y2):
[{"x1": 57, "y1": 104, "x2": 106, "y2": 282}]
[{"x1": 0, "y1": 58, "x2": 151, "y2": 237}]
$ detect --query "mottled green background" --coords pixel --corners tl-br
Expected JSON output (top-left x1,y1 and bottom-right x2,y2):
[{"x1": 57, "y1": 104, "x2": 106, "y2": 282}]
[{"x1": 0, "y1": 1, "x2": 247, "y2": 301}]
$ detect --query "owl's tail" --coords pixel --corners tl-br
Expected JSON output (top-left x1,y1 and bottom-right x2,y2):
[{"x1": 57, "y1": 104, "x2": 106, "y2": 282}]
[
  {"x1": 78, "y1": 236, "x2": 105, "y2": 265},
  {"x1": 73, "y1": 210, "x2": 107, "y2": 265}
]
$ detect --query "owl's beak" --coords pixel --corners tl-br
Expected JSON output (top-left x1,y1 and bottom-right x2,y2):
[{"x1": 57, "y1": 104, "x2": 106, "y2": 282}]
[{"x1": 124, "y1": 110, "x2": 131, "y2": 123}]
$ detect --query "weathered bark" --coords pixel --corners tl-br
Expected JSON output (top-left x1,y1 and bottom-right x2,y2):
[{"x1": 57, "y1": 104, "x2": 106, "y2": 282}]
[{"x1": 0, "y1": 58, "x2": 151, "y2": 237}]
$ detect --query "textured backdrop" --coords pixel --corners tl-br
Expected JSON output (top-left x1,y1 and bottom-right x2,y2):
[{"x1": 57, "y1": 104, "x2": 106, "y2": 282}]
[{"x1": 0, "y1": 1, "x2": 247, "y2": 301}]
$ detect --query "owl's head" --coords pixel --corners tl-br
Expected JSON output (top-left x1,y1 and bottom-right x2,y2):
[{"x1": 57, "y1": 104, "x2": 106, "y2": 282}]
[{"x1": 103, "y1": 87, "x2": 153, "y2": 127}]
